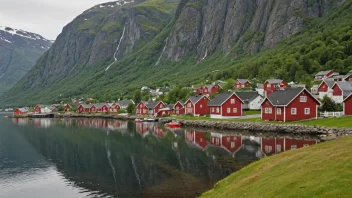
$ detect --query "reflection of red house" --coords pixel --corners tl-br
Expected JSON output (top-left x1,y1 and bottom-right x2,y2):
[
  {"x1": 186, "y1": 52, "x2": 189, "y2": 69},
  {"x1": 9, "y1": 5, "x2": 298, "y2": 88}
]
[
  {"x1": 261, "y1": 88, "x2": 320, "y2": 122},
  {"x1": 261, "y1": 137, "x2": 317, "y2": 156},
  {"x1": 185, "y1": 95, "x2": 210, "y2": 116},
  {"x1": 234, "y1": 79, "x2": 251, "y2": 89},
  {"x1": 195, "y1": 83, "x2": 221, "y2": 95},
  {"x1": 136, "y1": 122, "x2": 150, "y2": 137},
  {"x1": 13, "y1": 108, "x2": 28, "y2": 116},
  {"x1": 173, "y1": 101, "x2": 185, "y2": 115},
  {"x1": 263, "y1": 79, "x2": 288, "y2": 97},
  {"x1": 185, "y1": 131, "x2": 208, "y2": 150},
  {"x1": 153, "y1": 126, "x2": 166, "y2": 139},
  {"x1": 210, "y1": 133, "x2": 242, "y2": 156}
]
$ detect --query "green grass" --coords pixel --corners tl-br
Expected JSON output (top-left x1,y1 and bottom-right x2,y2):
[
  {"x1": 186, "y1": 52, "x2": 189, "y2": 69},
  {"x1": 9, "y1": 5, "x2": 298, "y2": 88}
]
[
  {"x1": 243, "y1": 110, "x2": 261, "y2": 115},
  {"x1": 201, "y1": 136, "x2": 352, "y2": 198}
]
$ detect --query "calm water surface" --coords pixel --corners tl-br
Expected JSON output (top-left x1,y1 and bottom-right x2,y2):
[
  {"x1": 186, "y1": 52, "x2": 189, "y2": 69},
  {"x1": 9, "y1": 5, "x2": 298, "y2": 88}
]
[{"x1": 0, "y1": 113, "x2": 318, "y2": 198}]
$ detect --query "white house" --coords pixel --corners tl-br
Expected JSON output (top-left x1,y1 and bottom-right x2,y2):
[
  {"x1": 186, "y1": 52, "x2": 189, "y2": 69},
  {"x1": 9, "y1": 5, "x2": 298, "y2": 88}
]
[{"x1": 236, "y1": 91, "x2": 263, "y2": 110}]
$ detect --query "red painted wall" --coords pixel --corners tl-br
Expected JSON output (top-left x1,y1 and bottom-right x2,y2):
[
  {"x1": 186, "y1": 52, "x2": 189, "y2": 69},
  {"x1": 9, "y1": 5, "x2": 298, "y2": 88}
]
[
  {"x1": 153, "y1": 102, "x2": 166, "y2": 115},
  {"x1": 185, "y1": 101, "x2": 194, "y2": 115},
  {"x1": 220, "y1": 95, "x2": 243, "y2": 117},
  {"x1": 136, "y1": 102, "x2": 148, "y2": 115},
  {"x1": 264, "y1": 80, "x2": 287, "y2": 96},
  {"x1": 34, "y1": 105, "x2": 41, "y2": 113},
  {"x1": 261, "y1": 100, "x2": 276, "y2": 121},
  {"x1": 318, "y1": 81, "x2": 328, "y2": 92},
  {"x1": 14, "y1": 109, "x2": 27, "y2": 115},
  {"x1": 285, "y1": 90, "x2": 319, "y2": 121},
  {"x1": 332, "y1": 85, "x2": 342, "y2": 96},
  {"x1": 90, "y1": 106, "x2": 96, "y2": 113},
  {"x1": 174, "y1": 102, "x2": 185, "y2": 115},
  {"x1": 194, "y1": 97, "x2": 210, "y2": 116},
  {"x1": 344, "y1": 96, "x2": 352, "y2": 115}
]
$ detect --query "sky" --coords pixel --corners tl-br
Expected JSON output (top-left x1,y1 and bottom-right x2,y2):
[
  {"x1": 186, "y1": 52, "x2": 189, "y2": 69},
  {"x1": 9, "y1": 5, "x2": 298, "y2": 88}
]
[{"x1": 0, "y1": 0, "x2": 112, "y2": 40}]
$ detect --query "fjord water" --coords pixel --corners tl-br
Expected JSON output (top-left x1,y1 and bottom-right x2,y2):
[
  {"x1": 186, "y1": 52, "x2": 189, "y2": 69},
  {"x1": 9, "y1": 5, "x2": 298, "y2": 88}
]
[{"x1": 0, "y1": 113, "x2": 318, "y2": 198}]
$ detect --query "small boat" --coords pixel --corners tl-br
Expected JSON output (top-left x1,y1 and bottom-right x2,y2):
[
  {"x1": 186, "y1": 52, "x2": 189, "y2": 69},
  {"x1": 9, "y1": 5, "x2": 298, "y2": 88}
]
[
  {"x1": 3, "y1": 116, "x2": 9, "y2": 118},
  {"x1": 135, "y1": 118, "x2": 143, "y2": 122},
  {"x1": 166, "y1": 121, "x2": 182, "y2": 128}
]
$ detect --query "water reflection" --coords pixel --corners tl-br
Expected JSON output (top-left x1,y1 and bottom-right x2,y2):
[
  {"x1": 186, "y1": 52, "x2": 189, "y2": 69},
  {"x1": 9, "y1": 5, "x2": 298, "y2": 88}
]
[{"x1": 5, "y1": 118, "x2": 319, "y2": 198}]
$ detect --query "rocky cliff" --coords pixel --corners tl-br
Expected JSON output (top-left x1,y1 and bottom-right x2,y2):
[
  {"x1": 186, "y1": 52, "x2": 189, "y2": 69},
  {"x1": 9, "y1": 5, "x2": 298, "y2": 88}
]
[
  {"x1": 1, "y1": 0, "x2": 350, "y2": 105},
  {"x1": 0, "y1": 26, "x2": 52, "y2": 95}
]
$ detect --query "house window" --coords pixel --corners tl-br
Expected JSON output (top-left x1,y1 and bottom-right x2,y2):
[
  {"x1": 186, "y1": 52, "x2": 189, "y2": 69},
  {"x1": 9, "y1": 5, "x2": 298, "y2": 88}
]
[
  {"x1": 291, "y1": 108, "x2": 297, "y2": 115},
  {"x1": 277, "y1": 108, "x2": 281, "y2": 115},
  {"x1": 265, "y1": 146, "x2": 272, "y2": 153},
  {"x1": 303, "y1": 144, "x2": 309, "y2": 148},
  {"x1": 276, "y1": 145, "x2": 282, "y2": 153},
  {"x1": 231, "y1": 99, "x2": 235, "y2": 104},
  {"x1": 187, "y1": 103, "x2": 191, "y2": 107},
  {"x1": 291, "y1": 145, "x2": 297, "y2": 150},
  {"x1": 300, "y1": 96, "x2": 307, "y2": 102},
  {"x1": 216, "y1": 108, "x2": 220, "y2": 113},
  {"x1": 233, "y1": 108, "x2": 237, "y2": 113},
  {"x1": 200, "y1": 105, "x2": 203, "y2": 108},
  {"x1": 227, "y1": 137, "x2": 230, "y2": 142},
  {"x1": 267, "y1": 83, "x2": 271, "y2": 88},
  {"x1": 160, "y1": 104, "x2": 163, "y2": 108},
  {"x1": 231, "y1": 142, "x2": 235, "y2": 148},
  {"x1": 265, "y1": 108, "x2": 272, "y2": 114},
  {"x1": 227, "y1": 108, "x2": 231, "y2": 113},
  {"x1": 305, "y1": 108, "x2": 310, "y2": 115},
  {"x1": 212, "y1": 108, "x2": 215, "y2": 113},
  {"x1": 216, "y1": 139, "x2": 220, "y2": 145}
]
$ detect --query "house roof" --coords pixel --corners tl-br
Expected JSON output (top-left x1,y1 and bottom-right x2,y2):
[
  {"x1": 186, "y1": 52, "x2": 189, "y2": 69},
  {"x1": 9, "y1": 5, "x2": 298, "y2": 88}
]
[
  {"x1": 188, "y1": 95, "x2": 209, "y2": 104},
  {"x1": 36, "y1": 104, "x2": 48, "y2": 108},
  {"x1": 94, "y1": 103, "x2": 109, "y2": 109},
  {"x1": 266, "y1": 79, "x2": 283, "y2": 84},
  {"x1": 237, "y1": 79, "x2": 249, "y2": 84},
  {"x1": 205, "y1": 84, "x2": 216, "y2": 90},
  {"x1": 334, "y1": 82, "x2": 352, "y2": 98},
  {"x1": 265, "y1": 88, "x2": 319, "y2": 106},
  {"x1": 17, "y1": 108, "x2": 28, "y2": 112},
  {"x1": 320, "y1": 80, "x2": 335, "y2": 89},
  {"x1": 142, "y1": 101, "x2": 163, "y2": 109},
  {"x1": 80, "y1": 104, "x2": 93, "y2": 108},
  {"x1": 235, "y1": 92, "x2": 260, "y2": 102},
  {"x1": 343, "y1": 73, "x2": 352, "y2": 80},
  {"x1": 118, "y1": 100, "x2": 134, "y2": 106},
  {"x1": 316, "y1": 70, "x2": 332, "y2": 76},
  {"x1": 208, "y1": 93, "x2": 244, "y2": 106}
]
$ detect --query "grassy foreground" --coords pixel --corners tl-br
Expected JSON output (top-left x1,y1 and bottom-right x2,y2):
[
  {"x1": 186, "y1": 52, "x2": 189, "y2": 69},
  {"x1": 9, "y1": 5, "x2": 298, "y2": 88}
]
[{"x1": 201, "y1": 136, "x2": 352, "y2": 198}]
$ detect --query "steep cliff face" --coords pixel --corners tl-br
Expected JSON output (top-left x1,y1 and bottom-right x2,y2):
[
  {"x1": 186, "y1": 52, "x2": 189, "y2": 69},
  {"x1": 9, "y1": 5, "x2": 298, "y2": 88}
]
[
  {"x1": 161, "y1": 0, "x2": 344, "y2": 62},
  {"x1": 0, "y1": 26, "x2": 52, "y2": 94},
  {"x1": 25, "y1": 0, "x2": 178, "y2": 88}
]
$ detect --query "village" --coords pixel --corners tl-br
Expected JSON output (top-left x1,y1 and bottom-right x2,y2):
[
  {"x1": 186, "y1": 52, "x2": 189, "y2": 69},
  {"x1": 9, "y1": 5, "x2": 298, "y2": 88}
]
[{"x1": 11, "y1": 69, "x2": 352, "y2": 123}]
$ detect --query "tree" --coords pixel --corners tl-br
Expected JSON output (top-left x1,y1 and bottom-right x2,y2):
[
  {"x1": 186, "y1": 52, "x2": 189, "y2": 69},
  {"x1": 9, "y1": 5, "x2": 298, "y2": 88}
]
[
  {"x1": 126, "y1": 103, "x2": 136, "y2": 114},
  {"x1": 321, "y1": 96, "x2": 338, "y2": 111},
  {"x1": 133, "y1": 90, "x2": 142, "y2": 103}
]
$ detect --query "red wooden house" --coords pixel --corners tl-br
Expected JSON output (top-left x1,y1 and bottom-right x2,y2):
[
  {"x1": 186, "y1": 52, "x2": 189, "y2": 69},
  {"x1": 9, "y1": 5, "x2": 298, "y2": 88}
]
[
  {"x1": 210, "y1": 133, "x2": 242, "y2": 156},
  {"x1": 263, "y1": 79, "x2": 287, "y2": 97},
  {"x1": 195, "y1": 83, "x2": 221, "y2": 95},
  {"x1": 185, "y1": 95, "x2": 210, "y2": 116},
  {"x1": 76, "y1": 104, "x2": 93, "y2": 113},
  {"x1": 234, "y1": 79, "x2": 251, "y2": 89},
  {"x1": 173, "y1": 101, "x2": 185, "y2": 115},
  {"x1": 331, "y1": 82, "x2": 352, "y2": 103},
  {"x1": 157, "y1": 104, "x2": 174, "y2": 117},
  {"x1": 343, "y1": 93, "x2": 352, "y2": 115},
  {"x1": 136, "y1": 101, "x2": 166, "y2": 116},
  {"x1": 317, "y1": 80, "x2": 334, "y2": 99},
  {"x1": 261, "y1": 88, "x2": 321, "y2": 122},
  {"x1": 185, "y1": 131, "x2": 208, "y2": 150},
  {"x1": 109, "y1": 103, "x2": 121, "y2": 113},
  {"x1": 64, "y1": 104, "x2": 71, "y2": 112},
  {"x1": 315, "y1": 70, "x2": 334, "y2": 80},
  {"x1": 94, "y1": 103, "x2": 109, "y2": 113},
  {"x1": 13, "y1": 108, "x2": 28, "y2": 116},
  {"x1": 208, "y1": 93, "x2": 244, "y2": 119},
  {"x1": 34, "y1": 105, "x2": 45, "y2": 114}
]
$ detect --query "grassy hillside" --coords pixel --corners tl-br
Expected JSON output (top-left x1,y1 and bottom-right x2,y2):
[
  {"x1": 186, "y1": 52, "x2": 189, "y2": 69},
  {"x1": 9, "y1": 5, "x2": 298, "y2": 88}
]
[
  {"x1": 1, "y1": 0, "x2": 352, "y2": 106},
  {"x1": 201, "y1": 136, "x2": 352, "y2": 198}
]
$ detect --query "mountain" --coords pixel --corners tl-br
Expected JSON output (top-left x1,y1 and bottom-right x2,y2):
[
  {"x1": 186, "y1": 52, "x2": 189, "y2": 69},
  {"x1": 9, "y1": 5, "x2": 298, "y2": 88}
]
[
  {"x1": 1, "y1": 0, "x2": 352, "y2": 106},
  {"x1": 0, "y1": 26, "x2": 52, "y2": 95}
]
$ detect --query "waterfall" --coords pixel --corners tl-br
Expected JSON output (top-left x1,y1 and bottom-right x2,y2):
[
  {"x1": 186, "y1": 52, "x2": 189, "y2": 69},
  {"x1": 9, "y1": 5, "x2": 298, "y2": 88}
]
[
  {"x1": 155, "y1": 37, "x2": 169, "y2": 66},
  {"x1": 105, "y1": 24, "x2": 127, "y2": 71},
  {"x1": 201, "y1": 48, "x2": 208, "y2": 60},
  {"x1": 131, "y1": 156, "x2": 142, "y2": 189}
]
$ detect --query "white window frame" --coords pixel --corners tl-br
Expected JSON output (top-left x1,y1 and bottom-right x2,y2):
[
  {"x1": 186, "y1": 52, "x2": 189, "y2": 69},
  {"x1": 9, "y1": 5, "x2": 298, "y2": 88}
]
[
  {"x1": 212, "y1": 107, "x2": 215, "y2": 113},
  {"x1": 231, "y1": 99, "x2": 235, "y2": 104},
  {"x1": 231, "y1": 142, "x2": 235, "y2": 148},
  {"x1": 200, "y1": 105, "x2": 203, "y2": 108},
  {"x1": 227, "y1": 108, "x2": 231, "y2": 113},
  {"x1": 305, "y1": 108, "x2": 310, "y2": 115},
  {"x1": 277, "y1": 108, "x2": 281, "y2": 115},
  {"x1": 303, "y1": 144, "x2": 309, "y2": 148},
  {"x1": 233, "y1": 108, "x2": 237, "y2": 113},
  {"x1": 276, "y1": 145, "x2": 282, "y2": 153},
  {"x1": 265, "y1": 108, "x2": 272, "y2": 114},
  {"x1": 300, "y1": 96, "x2": 307, "y2": 102},
  {"x1": 216, "y1": 108, "x2": 220, "y2": 113},
  {"x1": 291, "y1": 108, "x2": 297, "y2": 115},
  {"x1": 291, "y1": 145, "x2": 297, "y2": 150}
]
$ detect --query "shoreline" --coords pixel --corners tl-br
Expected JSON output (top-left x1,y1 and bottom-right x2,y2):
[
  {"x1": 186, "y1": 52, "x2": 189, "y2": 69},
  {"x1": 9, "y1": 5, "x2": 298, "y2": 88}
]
[{"x1": 11, "y1": 113, "x2": 352, "y2": 139}]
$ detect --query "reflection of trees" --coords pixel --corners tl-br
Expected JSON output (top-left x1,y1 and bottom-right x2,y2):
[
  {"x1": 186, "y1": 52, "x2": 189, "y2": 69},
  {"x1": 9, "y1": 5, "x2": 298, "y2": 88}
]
[{"x1": 17, "y1": 122, "x2": 246, "y2": 198}]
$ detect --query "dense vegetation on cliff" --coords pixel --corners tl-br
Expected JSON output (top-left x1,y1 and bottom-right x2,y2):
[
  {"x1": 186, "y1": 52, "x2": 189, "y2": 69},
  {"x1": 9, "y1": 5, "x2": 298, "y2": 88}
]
[{"x1": 1, "y1": 0, "x2": 352, "y2": 106}]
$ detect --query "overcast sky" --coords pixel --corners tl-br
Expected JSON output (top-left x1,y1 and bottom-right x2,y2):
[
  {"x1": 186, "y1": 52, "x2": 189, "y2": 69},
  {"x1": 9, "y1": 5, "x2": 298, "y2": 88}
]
[{"x1": 0, "y1": 0, "x2": 111, "y2": 40}]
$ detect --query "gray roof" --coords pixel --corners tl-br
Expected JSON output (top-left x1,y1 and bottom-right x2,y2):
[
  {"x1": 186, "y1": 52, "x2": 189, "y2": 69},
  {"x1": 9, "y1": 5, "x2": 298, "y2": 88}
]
[
  {"x1": 322, "y1": 80, "x2": 335, "y2": 88},
  {"x1": 142, "y1": 101, "x2": 162, "y2": 109},
  {"x1": 17, "y1": 108, "x2": 28, "y2": 112},
  {"x1": 94, "y1": 103, "x2": 109, "y2": 109},
  {"x1": 189, "y1": 95, "x2": 207, "y2": 104},
  {"x1": 235, "y1": 92, "x2": 260, "y2": 102},
  {"x1": 266, "y1": 79, "x2": 283, "y2": 84},
  {"x1": 335, "y1": 82, "x2": 352, "y2": 92},
  {"x1": 81, "y1": 104, "x2": 93, "y2": 108},
  {"x1": 205, "y1": 84, "x2": 216, "y2": 90},
  {"x1": 343, "y1": 73, "x2": 352, "y2": 79},
  {"x1": 237, "y1": 79, "x2": 249, "y2": 84},
  {"x1": 118, "y1": 100, "x2": 134, "y2": 106},
  {"x1": 316, "y1": 70, "x2": 332, "y2": 76},
  {"x1": 266, "y1": 88, "x2": 305, "y2": 106},
  {"x1": 208, "y1": 93, "x2": 233, "y2": 106}
]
